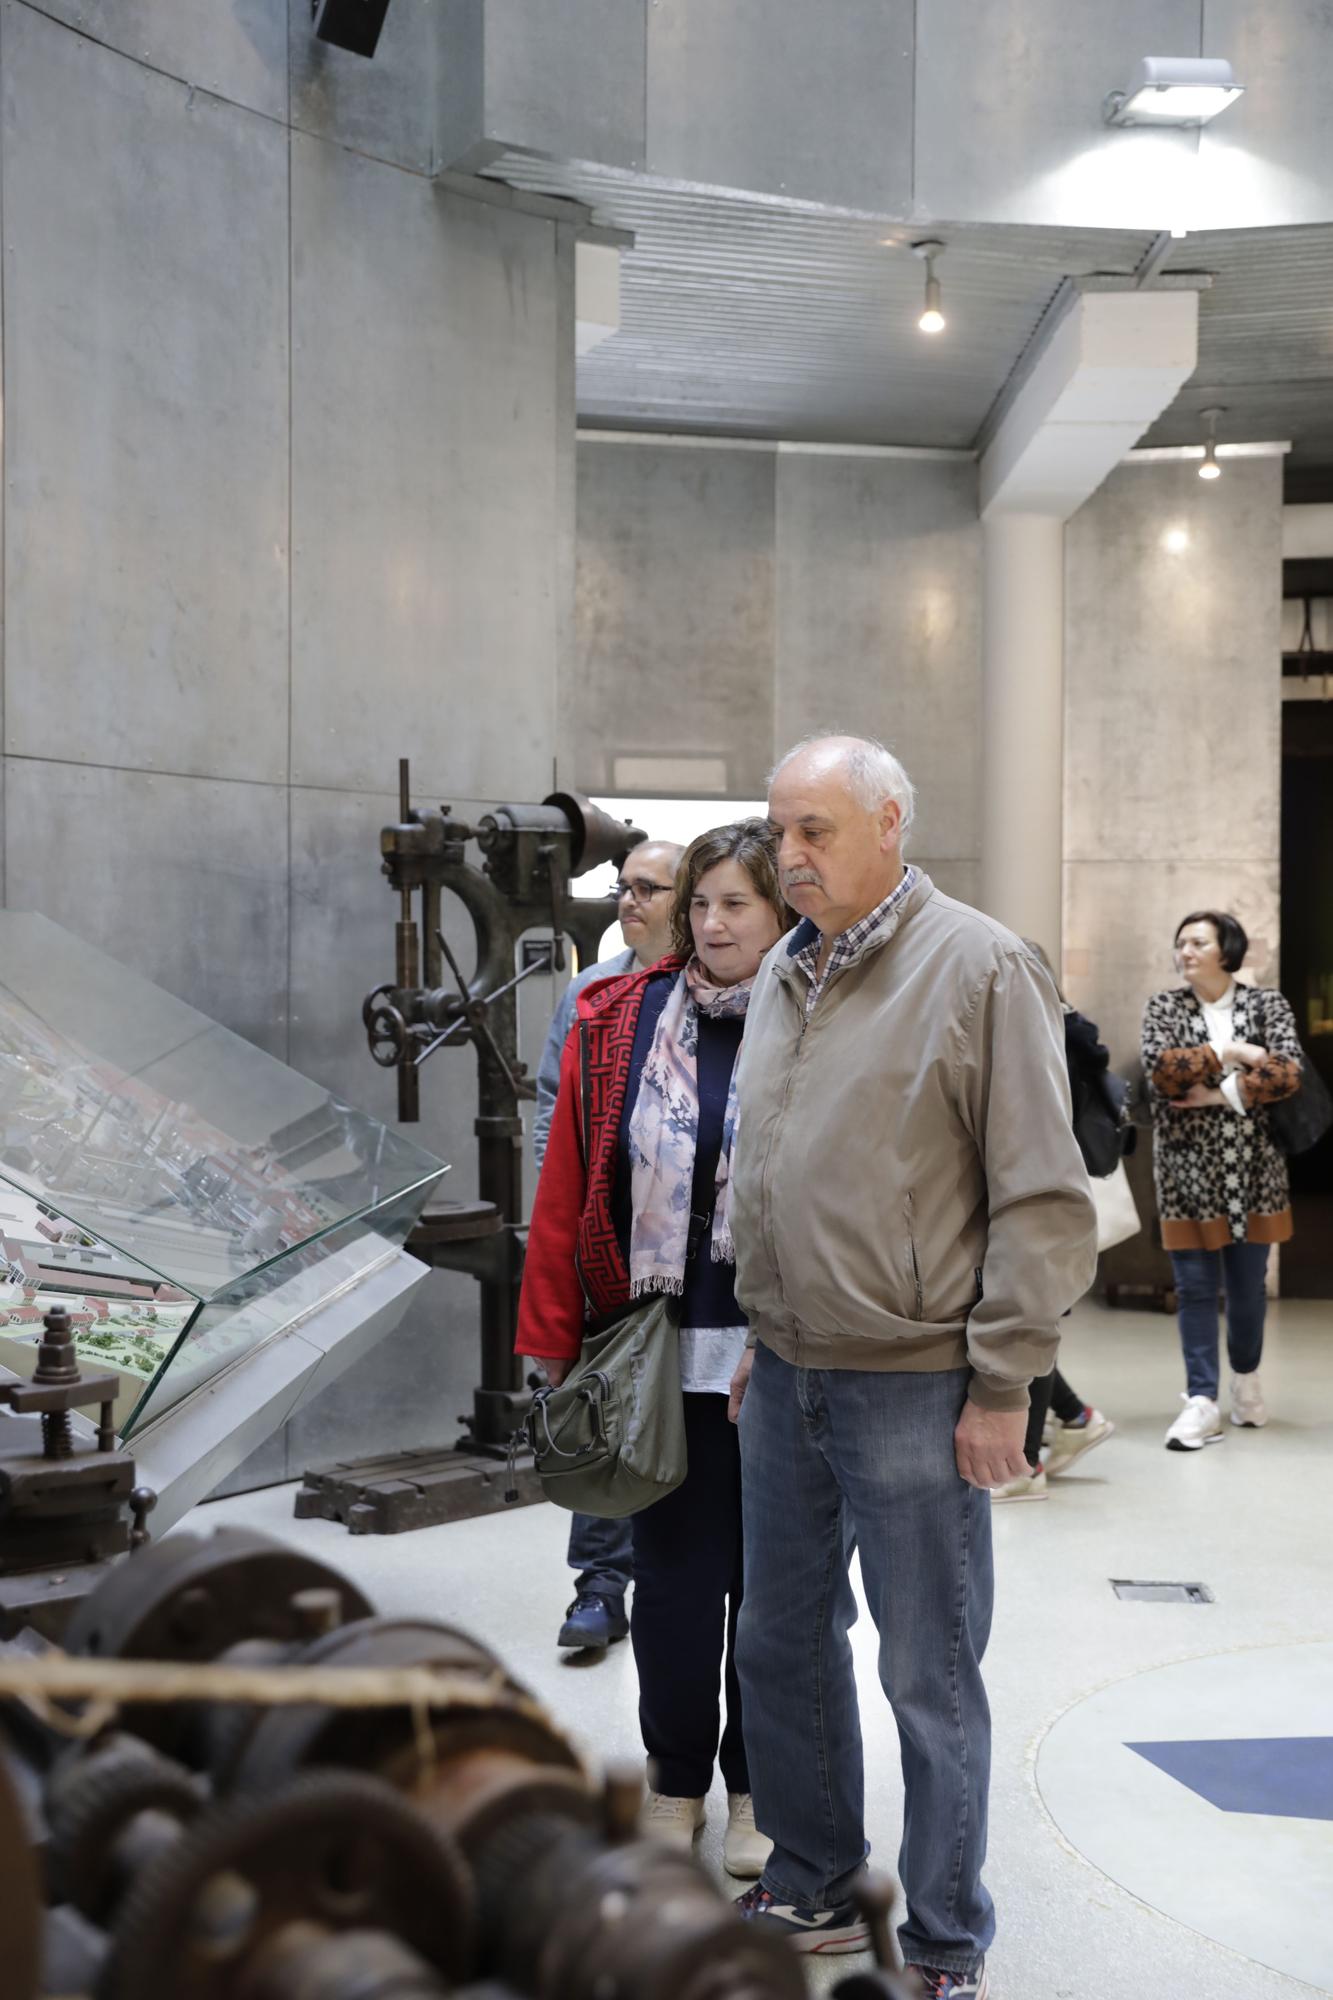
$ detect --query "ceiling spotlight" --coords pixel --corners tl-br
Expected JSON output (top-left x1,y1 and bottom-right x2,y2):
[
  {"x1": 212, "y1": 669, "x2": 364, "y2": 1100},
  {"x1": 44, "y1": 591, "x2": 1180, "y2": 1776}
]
[
  {"x1": 913, "y1": 240, "x2": 946, "y2": 335},
  {"x1": 1198, "y1": 407, "x2": 1225, "y2": 480},
  {"x1": 1104, "y1": 57, "x2": 1243, "y2": 127}
]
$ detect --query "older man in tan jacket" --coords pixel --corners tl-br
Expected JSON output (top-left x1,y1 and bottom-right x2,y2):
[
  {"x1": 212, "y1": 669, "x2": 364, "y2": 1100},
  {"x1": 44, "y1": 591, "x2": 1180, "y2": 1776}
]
[{"x1": 729, "y1": 735, "x2": 1096, "y2": 1999}]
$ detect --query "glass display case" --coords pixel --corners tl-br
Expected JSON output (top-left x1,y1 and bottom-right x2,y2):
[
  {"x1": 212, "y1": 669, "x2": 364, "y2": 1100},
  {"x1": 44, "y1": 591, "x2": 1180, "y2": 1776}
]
[{"x1": 0, "y1": 912, "x2": 447, "y2": 1441}]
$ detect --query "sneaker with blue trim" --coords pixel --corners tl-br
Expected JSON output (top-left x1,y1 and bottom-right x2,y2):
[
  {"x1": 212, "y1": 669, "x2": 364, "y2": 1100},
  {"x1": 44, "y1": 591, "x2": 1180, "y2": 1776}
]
[
  {"x1": 906, "y1": 1962, "x2": 990, "y2": 1998},
  {"x1": 733, "y1": 1882, "x2": 870, "y2": 1954}
]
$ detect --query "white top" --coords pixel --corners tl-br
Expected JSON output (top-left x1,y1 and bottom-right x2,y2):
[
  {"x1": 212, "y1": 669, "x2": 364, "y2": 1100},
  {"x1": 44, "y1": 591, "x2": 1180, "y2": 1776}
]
[
  {"x1": 679, "y1": 1325, "x2": 750, "y2": 1396},
  {"x1": 1198, "y1": 982, "x2": 1248, "y2": 1116}
]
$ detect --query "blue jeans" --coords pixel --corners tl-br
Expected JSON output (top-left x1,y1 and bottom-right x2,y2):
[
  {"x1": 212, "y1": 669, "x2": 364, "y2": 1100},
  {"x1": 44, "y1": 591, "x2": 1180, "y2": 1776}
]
[
  {"x1": 567, "y1": 1511, "x2": 634, "y2": 1601},
  {"x1": 736, "y1": 1345, "x2": 995, "y2": 1973},
  {"x1": 1169, "y1": 1243, "x2": 1270, "y2": 1401}
]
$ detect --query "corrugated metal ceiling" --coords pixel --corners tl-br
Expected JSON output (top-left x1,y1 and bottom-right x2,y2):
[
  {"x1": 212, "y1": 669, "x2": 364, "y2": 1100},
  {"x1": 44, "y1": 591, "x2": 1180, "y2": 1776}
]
[
  {"x1": 490, "y1": 155, "x2": 1333, "y2": 464},
  {"x1": 1143, "y1": 225, "x2": 1333, "y2": 465}
]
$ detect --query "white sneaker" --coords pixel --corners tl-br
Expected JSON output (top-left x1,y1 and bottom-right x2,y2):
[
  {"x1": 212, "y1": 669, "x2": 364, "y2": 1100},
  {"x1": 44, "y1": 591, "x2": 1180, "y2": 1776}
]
[
  {"x1": 723, "y1": 1792, "x2": 772, "y2": 1878},
  {"x1": 1230, "y1": 1371, "x2": 1268, "y2": 1428},
  {"x1": 1165, "y1": 1394, "x2": 1224, "y2": 1451},
  {"x1": 641, "y1": 1790, "x2": 705, "y2": 1850},
  {"x1": 990, "y1": 1465, "x2": 1048, "y2": 1501},
  {"x1": 1045, "y1": 1408, "x2": 1116, "y2": 1477}
]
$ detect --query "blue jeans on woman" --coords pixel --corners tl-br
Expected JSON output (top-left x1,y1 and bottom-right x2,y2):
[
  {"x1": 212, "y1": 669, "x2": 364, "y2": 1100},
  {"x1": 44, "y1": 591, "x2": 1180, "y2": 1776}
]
[
  {"x1": 735, "y1": 1345, "x2": 994, "y2": 1975},
  {"x1": 1168, "y1": 1242, "x2": 1270, "y2": 1400}
]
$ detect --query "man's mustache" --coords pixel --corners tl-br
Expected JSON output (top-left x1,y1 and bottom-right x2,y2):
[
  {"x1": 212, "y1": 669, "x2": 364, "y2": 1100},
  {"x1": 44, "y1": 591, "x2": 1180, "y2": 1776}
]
[{"x1": 782, "y1": 870, "x2": 822, "y2": 889}]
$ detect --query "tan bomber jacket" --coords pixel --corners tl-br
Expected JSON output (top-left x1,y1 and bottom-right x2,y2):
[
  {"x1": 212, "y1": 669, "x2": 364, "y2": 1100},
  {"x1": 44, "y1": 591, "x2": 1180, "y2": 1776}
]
[{"x1": 732, "y1": 873, "x2": 1098, "y2": 1412}]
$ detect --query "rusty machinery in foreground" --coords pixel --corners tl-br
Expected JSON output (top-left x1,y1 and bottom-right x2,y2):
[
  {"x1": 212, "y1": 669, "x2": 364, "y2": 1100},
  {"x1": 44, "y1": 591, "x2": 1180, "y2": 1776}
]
[
  {"x1": 0, "y1": 1523, "x2": 915, "y2": 2000},
  {"x1": 296, "y1": 765, "x2": 646, "y2": 1534}
]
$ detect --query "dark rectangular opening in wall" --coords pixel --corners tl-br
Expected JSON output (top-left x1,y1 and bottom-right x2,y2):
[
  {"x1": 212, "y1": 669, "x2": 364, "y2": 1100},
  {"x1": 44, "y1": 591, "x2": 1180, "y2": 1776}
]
[
  {"x1": 1110, "y1": 1580, "x2": 1214, "y2": 1604},
  {"x1": 1280, "y1": 692, "x2": 1333, "y2": 1296}
]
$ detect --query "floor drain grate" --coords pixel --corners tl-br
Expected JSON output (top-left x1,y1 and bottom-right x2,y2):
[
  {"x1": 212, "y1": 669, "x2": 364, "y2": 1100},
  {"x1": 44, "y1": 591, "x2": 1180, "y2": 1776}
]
[{"x1": 1111, "y1": 1579, "x2": 1214, "y2": 1604}]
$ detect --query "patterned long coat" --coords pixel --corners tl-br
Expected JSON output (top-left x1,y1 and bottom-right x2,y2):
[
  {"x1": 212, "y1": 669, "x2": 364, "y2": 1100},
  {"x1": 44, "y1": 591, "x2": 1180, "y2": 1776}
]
[{"x1": 1140, "y1": 983, "x2": 1302, "y2": 1250}]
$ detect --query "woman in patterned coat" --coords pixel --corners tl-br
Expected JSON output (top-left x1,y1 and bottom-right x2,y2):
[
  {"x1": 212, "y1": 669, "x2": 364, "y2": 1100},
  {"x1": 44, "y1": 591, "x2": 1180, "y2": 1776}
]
[{"x1": 1140, "y1": 909, "x2": 1301, "y2": 1452}]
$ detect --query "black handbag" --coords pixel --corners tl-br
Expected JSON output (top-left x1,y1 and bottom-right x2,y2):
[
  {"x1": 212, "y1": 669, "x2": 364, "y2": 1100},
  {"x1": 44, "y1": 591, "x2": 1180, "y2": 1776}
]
[
  {"x1": 1266, "y1": 1057, "x2": 1333, "y2": 1157},
  {"x1": 1261, "y1": 995, "x2": 1333, "y2": 1157}
]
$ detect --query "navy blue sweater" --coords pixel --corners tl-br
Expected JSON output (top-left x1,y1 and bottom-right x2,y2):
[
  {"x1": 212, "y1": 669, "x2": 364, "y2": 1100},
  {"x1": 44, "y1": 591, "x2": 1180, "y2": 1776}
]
[{"x1": 611, "y1": 972, "x2": 746, "y2": 1330}]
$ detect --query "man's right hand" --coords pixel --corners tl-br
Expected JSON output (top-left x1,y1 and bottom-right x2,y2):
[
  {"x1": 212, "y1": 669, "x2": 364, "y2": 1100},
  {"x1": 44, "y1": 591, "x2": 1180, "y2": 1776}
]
[
  {"x1": 728, "y1": 1349, "x2": 755, "y2": 1425},
  {"x1": 525, "y1": 1356, "x2": 572, "y2": 1388}
]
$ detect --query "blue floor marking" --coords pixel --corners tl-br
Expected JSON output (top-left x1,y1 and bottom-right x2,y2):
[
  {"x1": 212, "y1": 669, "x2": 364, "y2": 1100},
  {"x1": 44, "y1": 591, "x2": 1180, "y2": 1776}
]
[{"x1": 1126, "y1": 1737, "x2": 1333, "y2": 1821}]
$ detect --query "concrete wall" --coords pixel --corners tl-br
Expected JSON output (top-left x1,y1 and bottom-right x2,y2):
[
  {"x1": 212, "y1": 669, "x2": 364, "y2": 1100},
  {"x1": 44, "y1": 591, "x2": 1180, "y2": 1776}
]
[
  {"x1": 573, "y1": 439, "x2": 983, "y2": 903},
  {"x1": 1062, "y1": 456, "x2": 1285, "y2": 1069},
  {"x1": 576, "y1": 437, "x2": 1287, "y2": 1078},
  {"x1": 0, "y1": 0, "x2": 577, "y2": 1482}
]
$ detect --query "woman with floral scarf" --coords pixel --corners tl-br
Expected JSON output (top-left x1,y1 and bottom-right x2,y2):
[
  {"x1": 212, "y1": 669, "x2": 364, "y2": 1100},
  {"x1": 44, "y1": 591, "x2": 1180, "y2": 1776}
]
[{"x1": 517, "y1": 819, "x2": 790, "y2": 1880}]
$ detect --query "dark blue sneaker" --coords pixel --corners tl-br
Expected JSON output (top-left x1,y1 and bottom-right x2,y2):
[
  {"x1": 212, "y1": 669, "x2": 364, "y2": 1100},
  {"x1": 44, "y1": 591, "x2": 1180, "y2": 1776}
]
[
  {"x1": 557, "y1": 1594, "x2": 628, "y2": 1651},
  {"x1": 906, "y1": 1963, "x2": 989, "y2": 1998},
  {"x1": 734, "y1": 1882, "x2": 870, "y2": 1954}
]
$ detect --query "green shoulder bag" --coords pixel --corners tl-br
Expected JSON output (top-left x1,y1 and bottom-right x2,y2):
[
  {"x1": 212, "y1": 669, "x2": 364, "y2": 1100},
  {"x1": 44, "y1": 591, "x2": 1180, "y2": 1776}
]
[{"x1": 515, "y1": 1293, "x2": 686, "y2": 1518}]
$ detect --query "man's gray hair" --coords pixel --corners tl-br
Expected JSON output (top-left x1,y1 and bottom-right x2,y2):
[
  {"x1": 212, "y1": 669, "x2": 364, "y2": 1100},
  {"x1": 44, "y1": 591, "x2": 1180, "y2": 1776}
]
[{"x1": 768, "y1": 733, "x2": 916, "y2": 843}]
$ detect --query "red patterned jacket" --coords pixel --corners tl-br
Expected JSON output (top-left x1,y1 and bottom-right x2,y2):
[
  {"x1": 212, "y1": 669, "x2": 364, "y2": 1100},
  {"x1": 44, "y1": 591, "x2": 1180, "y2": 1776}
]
[{"x1": 516, "y1": 957, "x2": 685, "y2": 1362}]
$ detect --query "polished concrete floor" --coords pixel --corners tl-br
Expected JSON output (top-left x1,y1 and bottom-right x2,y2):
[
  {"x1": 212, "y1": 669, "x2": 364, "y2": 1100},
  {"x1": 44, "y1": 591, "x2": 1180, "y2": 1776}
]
[{"x1": 190, "y1": 1296, "x2": 1333, "y2": 2000}]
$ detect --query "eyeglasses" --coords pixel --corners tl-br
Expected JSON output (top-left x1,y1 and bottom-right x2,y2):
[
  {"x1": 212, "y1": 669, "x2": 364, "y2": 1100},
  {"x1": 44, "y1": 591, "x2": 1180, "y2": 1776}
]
[{"x1": 613, "y1": 879, "x2": 673, "y2": 906}]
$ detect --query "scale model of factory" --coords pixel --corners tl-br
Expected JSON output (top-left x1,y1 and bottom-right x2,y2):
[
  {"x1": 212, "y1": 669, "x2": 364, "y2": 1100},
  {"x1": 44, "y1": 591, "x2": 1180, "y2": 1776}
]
[{"x1": 0, "y1": 1186, "x2": 194, "y2": 1388}]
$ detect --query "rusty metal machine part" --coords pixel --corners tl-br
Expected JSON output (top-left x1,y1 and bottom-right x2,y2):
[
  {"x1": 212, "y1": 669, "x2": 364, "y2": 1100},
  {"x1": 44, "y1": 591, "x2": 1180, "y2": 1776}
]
[
  {"x1": 0, "y1": 1307, "x2": 148, "y2": 1642},
  {"x1": 218, "y1": 1617, "x2": 583, "y2": 1807},
  {"x1": 45, "y1": 1733, "x2": 204, "y2": 1922},
  {"x1": 0, "y1": 1526, "x2": 911, "y2": 2000},
  {"x1": 98, "y1": 1768, "x2": 475, "y2": 2000},
  {"x1": 472, "y1": 1813, "x2": 806, "y2": 2000},
  {"x1": 61, "y1": 1529, "x2": 372, "y2": 1765},
  {"x1": 0, "y1": 1745, "x2": 43, "y2": 2000},
  {"x1": 360, "y1": 760, "x2": 645, "y2": 1463}
]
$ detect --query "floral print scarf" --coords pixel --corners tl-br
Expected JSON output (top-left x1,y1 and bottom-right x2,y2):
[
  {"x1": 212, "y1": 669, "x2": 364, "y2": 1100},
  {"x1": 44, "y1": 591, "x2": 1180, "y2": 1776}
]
[{"x1": 626, "y1": 959, "x2": 753, "y2": 1298}]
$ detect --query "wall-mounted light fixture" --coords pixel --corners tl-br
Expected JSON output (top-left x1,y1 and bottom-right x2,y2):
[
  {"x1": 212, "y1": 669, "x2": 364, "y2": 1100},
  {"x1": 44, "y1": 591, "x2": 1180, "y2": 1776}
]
[
  {"x1": 913, "y1": 240, "x2": 946, "y2": 335},
  {"x1": 1104, "y1": 58, "x2": 1243, "y2": 127},
  {"x1": 1197, "y1": 407, "x2": 1225, "y2": 480}
]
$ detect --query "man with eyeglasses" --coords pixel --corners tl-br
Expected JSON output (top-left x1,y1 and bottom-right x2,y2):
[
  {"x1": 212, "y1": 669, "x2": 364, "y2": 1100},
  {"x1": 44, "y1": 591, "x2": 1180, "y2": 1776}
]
[{"x1": 532, "y1": 838, "x2": 684, "y2": 1653}]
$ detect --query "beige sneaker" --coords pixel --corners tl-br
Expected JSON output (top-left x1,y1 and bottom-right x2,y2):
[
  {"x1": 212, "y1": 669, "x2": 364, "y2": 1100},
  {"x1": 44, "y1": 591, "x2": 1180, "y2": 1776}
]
[
  {"x1": 722, "y1": 1792, "x2": 772, "y2": 1878},
  {"x1": 641, "y1": 1790, "x2": 705, "y2": 1850},
  {"x1": 991, "y1": 1465, "x2": 1047, "y2": 1502},
  {"x1": 1045, "y1": 1407, "x2": 1116, "y2": 1476}
]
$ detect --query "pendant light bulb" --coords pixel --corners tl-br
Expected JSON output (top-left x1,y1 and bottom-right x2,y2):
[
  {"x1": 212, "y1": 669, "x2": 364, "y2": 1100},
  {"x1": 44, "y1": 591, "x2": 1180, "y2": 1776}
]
[
  {"x1": 912, "y1": 240, "x2": 947, "y2": 336},
  {"x1": 1198, "y1": 408, "x2": 1225, "y2": 481},
  {"x1": 919, "y1": 275, "x2": 946, "y2": 335}
]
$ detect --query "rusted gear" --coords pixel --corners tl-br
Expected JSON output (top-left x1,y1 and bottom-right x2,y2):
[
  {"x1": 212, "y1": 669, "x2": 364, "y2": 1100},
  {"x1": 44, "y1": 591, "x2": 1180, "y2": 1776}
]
[
  {"x1": 474, "y1": 1816, "x2": 805, "y2": 2000},
  {"x1": 64, "y1": 1529, "x2": 373, "y2": 1663},
  {"x1": 97, "y1": 1768, "x2": 476, "y2": 2000},
  {"x1": 62, "y1": 1529, "x2": 372, "y2": 1761},
  {"x1": 45, "y1": 1732, "x2": 203, "y2": 1923},
  {"x1": 233, "y1": 1925, "x2": 454, "y2": 2000},
  {"x1": 0, "y1": 1742, "x2": 42, "y2": 2000},
  {"x1": 220, "y1": 1618, "x2": 581, "y2": 1800}
]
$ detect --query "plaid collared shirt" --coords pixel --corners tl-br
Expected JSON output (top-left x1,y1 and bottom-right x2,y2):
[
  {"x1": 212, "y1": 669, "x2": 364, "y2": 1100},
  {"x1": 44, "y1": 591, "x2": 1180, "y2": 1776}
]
[{"x1": 794, "y1": 867, "x2": 918, "y2": 1019}]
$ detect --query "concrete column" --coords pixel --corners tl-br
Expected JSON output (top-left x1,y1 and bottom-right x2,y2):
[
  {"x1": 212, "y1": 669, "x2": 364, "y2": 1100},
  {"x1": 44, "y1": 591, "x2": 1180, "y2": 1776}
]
[
  {"x1": 980, "y1": 512, "x2": 1065, "y2": 956},
  {"x1": 976, "y1": 288, "x2": 1199, "y2": 964}
]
